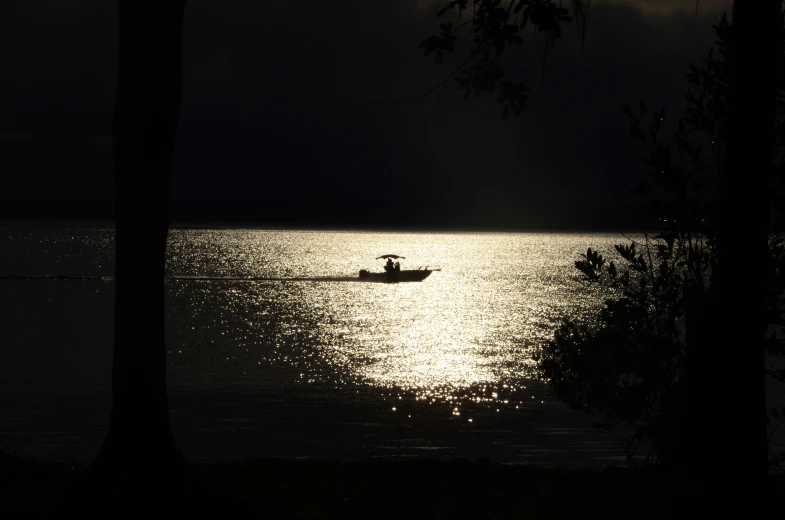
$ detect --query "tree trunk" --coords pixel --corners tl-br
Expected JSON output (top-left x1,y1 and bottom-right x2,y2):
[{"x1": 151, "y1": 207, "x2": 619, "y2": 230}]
[
  {"x1": 713, "y1": 0, "x2": 779, "y2": 514},
  {"x1": 91, "y1": 1, "x2": 187, "y2": 513}
]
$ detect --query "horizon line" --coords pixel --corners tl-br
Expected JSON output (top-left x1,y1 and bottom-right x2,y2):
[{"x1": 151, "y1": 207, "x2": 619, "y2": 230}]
[{"x1": 0, "y1": 218, "x2": 656, "y2": 234}]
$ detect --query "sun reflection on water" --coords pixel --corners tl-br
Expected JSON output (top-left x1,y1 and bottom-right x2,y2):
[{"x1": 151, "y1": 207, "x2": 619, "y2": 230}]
[{"x1": 164, "y1": 229, "x2": 620, "y2": 413}]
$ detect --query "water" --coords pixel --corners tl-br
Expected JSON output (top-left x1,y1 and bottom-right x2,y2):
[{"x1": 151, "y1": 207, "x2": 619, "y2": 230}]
[{"x1": 0, "y1": 225, "x2": 643, "y2": 465}]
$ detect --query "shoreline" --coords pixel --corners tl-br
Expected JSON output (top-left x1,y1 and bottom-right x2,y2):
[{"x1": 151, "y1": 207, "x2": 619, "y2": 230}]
[
  {"x1": 0, "y1": 385, "x2": 631, "y2": 468},
  {"x1": 3, "y1": 451, "x2": 784, "y2": 519}
]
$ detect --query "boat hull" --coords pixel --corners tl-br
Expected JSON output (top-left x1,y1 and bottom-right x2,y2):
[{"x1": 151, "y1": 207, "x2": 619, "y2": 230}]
[{"x1": 358, "y1": 269, "x2": 433, "y2": 283}]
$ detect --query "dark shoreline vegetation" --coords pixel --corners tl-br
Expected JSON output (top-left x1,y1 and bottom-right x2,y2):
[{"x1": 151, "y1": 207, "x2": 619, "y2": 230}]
[{"x1": 5, "y1": 451, "x2": 783, "y2": 519}]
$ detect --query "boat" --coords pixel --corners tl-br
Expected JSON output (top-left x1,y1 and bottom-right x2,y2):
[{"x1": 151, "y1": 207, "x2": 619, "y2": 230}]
[{"x1": 358, "y1": 254, "x2": 437, "y2": 283}]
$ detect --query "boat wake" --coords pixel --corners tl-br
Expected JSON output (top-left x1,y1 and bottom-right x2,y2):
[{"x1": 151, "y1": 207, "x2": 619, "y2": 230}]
[
  {"x1": 2, "y1": 274, "x2": 430, "y2": 283},
  {"x1": 169, "y1": 275, "x2": 362, "y2": 283},
  {"x1": 1, "y1": 274, "x2": 115, "y2": 281},
  {"x1": 1, "y1": 273, "x2": 363, "y2": 282}
]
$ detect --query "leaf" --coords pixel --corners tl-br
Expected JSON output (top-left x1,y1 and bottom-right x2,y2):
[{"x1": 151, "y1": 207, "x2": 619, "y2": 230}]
[
  {"x1": 520, "y1": 5, "x2": 532, "y2": 28},
  {"x1": 575, "y1": 260, "x2": 599, "y2": 281},
  {"x1": 436, "y1": 0, "x2": 464, "y2": 17}
]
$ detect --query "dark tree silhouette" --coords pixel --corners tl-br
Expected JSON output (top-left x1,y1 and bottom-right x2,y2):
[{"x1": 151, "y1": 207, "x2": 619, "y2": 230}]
[
  {"x1": 91, "y1": 0, "x2": 188, "y2": 511},
  {"x1": 714, "y1": 0, "x2": 781, "y2": 508},
  {"x1": 537, "y1": 8, "x2": 785, "y2": 477},
  {"x1": 417, "y1": 0, "x2": 782, "y2": 511}
]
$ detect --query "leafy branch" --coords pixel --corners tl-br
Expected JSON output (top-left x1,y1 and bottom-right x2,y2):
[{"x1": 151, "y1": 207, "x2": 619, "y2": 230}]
[
  {"x1": 535, "y1": 12, "x2": 785, "y2": 466},
  {"x1": 407, "y1": 1, "x2": 583, "y2": 118}
]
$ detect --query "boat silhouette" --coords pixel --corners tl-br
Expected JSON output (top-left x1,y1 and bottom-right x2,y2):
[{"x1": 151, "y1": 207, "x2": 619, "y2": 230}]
[{"x1": 358, "y1": 254, "x2": 437, "y2": 283}]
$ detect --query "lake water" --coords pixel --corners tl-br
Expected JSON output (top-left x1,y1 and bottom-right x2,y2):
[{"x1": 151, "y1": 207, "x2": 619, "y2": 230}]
[{"x1": 5, "y1": 225, "x2": 773, "y2": 467}]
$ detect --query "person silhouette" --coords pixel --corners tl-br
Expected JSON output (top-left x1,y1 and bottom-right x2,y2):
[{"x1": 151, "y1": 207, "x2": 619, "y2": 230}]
[{"x1": 385, "y1": 258, "x2": 394, "y2": 272}]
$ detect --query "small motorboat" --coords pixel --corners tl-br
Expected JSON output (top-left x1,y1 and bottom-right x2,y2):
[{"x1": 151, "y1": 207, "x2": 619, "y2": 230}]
[{"x1": 358, "y1": 254, "x2": 437, "y2": 283}]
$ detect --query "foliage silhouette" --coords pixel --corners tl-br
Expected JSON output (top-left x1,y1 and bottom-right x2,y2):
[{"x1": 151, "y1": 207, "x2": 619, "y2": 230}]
[
  {"x1": 534, "y1": 5, "x2": 785, "y2": 477},
  {"x1": 414, "y1": 1, "x2": 703, "y2": 114},
  {"x1": 417, "y1": 2, "x2": 783, "y2": 512},
  {"x1": 411, "y1": 0, "x2": 581, "y2": 113}
]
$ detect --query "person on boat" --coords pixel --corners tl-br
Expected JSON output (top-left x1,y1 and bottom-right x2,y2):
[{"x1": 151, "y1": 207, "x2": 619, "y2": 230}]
[
  {"x1": 394, "y1": 261, "x2": 401, "y2": 272},
  {"x1": 385, "y1": 258, "x2": 394, "y2": 272}
]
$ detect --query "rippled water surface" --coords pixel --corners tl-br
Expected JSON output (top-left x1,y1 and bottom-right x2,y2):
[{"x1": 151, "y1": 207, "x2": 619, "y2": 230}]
[
  {"x1": 167, "y1": 229, "x2": 622, "y2": 398},
  {"x1": 4, "y1": 227, "x2": 623, "y2": 397},
  {"x1": 5, "y1": 225, "x2": 784, "y2": 464},
  {"x1": 1, "y1": 225, "x2": 638, "y2": 463}
]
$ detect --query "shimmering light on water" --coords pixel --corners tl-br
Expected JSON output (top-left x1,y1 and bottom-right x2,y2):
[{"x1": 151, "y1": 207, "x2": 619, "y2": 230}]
[
  {"x1": 161, "y1": 229, "x2": 619, "y2": 408},
  {"x1": 9, "y1": 221, "x2": 780, "y2": 467},
  {"x1": 1, "y1": 226, "x2": 627, "y2": 413}
]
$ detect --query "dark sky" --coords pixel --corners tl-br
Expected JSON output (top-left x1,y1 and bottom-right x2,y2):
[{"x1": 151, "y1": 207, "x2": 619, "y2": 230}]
[{"x1": 1, "y1": 0, "x2": 732, "y2": 230}]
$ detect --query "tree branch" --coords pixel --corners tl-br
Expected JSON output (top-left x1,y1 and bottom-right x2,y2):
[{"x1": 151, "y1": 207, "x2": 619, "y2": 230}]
[{"x1": 375, "y1": 53, "x2": 479, "y2": 105}]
